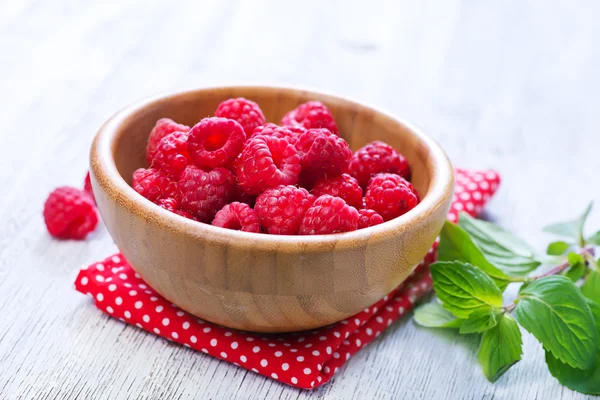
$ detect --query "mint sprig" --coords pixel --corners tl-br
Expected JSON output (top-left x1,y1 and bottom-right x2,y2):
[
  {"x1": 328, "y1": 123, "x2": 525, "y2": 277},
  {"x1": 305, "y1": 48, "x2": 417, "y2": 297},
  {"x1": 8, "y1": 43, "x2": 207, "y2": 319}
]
[{"x1": 413, "y1": 202, "x2": 600, "y2": 395}]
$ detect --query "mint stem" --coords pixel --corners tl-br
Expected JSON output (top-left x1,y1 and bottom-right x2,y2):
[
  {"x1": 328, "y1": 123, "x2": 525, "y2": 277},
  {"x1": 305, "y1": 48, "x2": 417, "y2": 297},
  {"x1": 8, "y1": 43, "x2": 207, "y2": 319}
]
[{"x1": 528, "y1": 247, "x2": 594, "y2": 281}]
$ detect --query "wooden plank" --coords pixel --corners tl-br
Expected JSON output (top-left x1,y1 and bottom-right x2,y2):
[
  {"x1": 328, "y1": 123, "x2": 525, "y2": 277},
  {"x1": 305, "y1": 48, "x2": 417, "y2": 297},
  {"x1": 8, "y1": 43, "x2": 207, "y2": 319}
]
[{"x1": 1, "y1": 0, "x2": 599, "y2": 398}]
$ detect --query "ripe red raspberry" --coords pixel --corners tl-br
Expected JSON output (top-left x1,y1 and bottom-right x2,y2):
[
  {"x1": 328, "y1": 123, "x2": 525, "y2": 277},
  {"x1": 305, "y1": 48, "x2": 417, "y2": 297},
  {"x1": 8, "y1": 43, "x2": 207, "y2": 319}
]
[
  {"x1": 249, "y1": 123, "x2": 299, "y2": 145},
  {"x1": 365, "y1": 173, "x2": 419, "y2": 221},
  {"x1": 236, "y1": 136, "x2": 301, "y2": 195},
  {"x1": 155, "y1": 197, "x2": 197, "y2": 220},
  {"x1": 212, "y1": 202, "x2": 261, "y2": 233},
  {"x1": 132, "y1": 168, "x2": 179, "y2": 202},
  {"x1": 299, "y1": 195, "x2": 359, "y2": 235},
  {"x1": 43, "y1": 187, "x2": 98, "y2": 239},
  {"x1": 151, "y1": 131, "x2": 192, "y2": 179},
  {"x1": 178, "y1": 166, "x2": 236, "y2": 222},
  {"x1": 348, "y1": 141, "x2": 411, "y2": 187},
  {"x1": 311, "y1": 173, "x2": 363, "y2": 209},
  {"x1": 146, "y1": 118, "x2": 190, "y2": 164},
  {"x1": 281, "y1": 101, "x2": 338, "y2": 134},
  {"x1": 295, "y1": 128, "x2": 352, "y2": 186},
  {"x1": 187, "y1": 117, "x2": 246, "y2": 169},
  {"x1": 214, "y1": 97, "x2": 266, "y2": 135},
  {"x1": 254, "y1": 185, "x2": 315, "y2": 235},
  {"x1": 84, "y1": 172, "x2": 95, "y2": 204},
  {"x1": 357, "y1": 209, "x2": 384, "y2": 229}
]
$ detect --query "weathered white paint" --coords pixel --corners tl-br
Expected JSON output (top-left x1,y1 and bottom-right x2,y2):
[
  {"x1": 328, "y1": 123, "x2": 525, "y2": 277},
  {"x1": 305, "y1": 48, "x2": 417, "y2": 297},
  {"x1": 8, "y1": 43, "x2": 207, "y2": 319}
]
[{"x1": 1, "y1": 0, "x2": 598, "y2": 398}]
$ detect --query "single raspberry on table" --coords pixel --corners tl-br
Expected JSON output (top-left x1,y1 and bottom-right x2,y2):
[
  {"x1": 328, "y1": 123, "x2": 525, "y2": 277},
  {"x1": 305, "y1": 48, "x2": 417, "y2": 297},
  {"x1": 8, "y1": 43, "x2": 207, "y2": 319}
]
[
  {"x1": 311, "y1": 173, "x2": 363, "y2": 209},
  {"x1": 254, "y1": 185, "x2": 315, "y2": 235},
  {"x1": 151, "y1": 131, "x2": 192, "y2": 179},
  {"x1": 146, "y1": 118, "x2": 190, "y2": 164},
  {"x1": 187, "y1": 117, "x2": 246, "y2": 169},
  {"x1": 249, "y1": 123, "x2": 299, "y2": 145},
  {"x1": 348, "y1": 141, "x2": 411, "y2": 187},
  {"x1": 295, "y1": 128, "x2": 352, "y2": 187},
  {"x1": 43, "y1": 186, "x2": 99, "y2": 239},
  {"x1": 132, "y1": 168, "x2": 179, "y2": 202},
  {"x1": 214, "y1": 97, "x2": 266, "y2": 135},
  {"x1": 155, "y1": 197, "x2": 196, "y2": 220},
  {"x1": 281, "y1": 101, "x2": 339, "y2": 135},
  {"x1": 365, "y1": 173, "x2": 419, "y2": 221},
  {"x1": 84, "y1": 172, "x2": 95, "y2": 204},
  {"x1": 178, "y1": 165, "x2": 236, "y2": 222},
  {"x1": 212, "y1": 202, "x2": 261, "y2": 233},
  {"x1": 236, "y1": 135, "x2": 301, "y2": 195},
  {"x1": 299, "y1": 195, "x2": 359, "y2": 235},
  {"x1": 357, "y1": 209, "x2": 384, "y2": 229}
]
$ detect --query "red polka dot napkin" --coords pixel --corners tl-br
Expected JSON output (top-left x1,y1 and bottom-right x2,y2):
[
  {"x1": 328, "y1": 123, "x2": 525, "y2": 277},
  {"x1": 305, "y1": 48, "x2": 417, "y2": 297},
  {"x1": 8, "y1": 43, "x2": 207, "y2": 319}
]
[{"x1": 75, "y1": 168, "x2": 500, "y2": 389}]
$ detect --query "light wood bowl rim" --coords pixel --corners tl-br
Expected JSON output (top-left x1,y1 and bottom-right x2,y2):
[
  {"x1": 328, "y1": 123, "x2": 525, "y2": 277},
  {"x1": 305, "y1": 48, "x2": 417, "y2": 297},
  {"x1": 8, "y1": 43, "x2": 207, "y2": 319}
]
[{"x1": 90, "y1": 85, "x2": 454, "y2": 253}]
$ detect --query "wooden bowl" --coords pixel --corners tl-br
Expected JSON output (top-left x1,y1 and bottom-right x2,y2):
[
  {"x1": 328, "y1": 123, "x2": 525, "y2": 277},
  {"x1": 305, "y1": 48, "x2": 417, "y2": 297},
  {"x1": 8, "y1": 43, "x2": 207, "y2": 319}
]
[{"x1": 90, "y1": 86, "x2": 454, "y2": 333}]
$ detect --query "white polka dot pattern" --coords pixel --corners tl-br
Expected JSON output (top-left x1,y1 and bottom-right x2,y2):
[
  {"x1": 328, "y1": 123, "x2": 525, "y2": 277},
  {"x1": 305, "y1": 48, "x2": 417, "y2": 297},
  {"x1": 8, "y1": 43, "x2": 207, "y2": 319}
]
[{"x1": 74, "y1": 168, "x2": 500, "y2": 390}]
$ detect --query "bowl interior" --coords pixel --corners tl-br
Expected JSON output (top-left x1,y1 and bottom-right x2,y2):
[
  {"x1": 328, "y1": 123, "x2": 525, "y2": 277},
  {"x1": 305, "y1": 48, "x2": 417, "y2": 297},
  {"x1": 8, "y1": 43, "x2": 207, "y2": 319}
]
[{"x1": 111, "y1": 87, "x2": 435, "y2": 202}]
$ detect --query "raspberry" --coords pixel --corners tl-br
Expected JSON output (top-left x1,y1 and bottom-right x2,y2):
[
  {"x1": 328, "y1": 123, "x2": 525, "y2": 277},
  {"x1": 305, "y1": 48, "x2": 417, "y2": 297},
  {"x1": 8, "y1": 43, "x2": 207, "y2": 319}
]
[
  {"x1": 254, "y1": 185, "x2": 315, "y2": 235},
  {"x1": 249, "y1": 123, "x2": 299, "y2": 145},
  {"x1": 132, "y1": 168, "x2": 179, "y2": 202},
  {"x1": 146, "y1": 118, "x2": 190, "y2": 164},
  {"x1": 357, "y1": 209, "x2": 384, "y2": 229},
  {"x1": 236, "y1": 136, "x2": 301, "y2": 195},
  {"x1": 295, "y1": 128, "x2": 352, "y2": 186},
  {"x1": 212, "y1": 202, "x2": 261, "y2": 233},
  {"x1": 311, "y1": 173, "x2": 363, "y2": 209},
  {"x1": 348, "y1": 141, "x2": 411, "y2": 187},
  {"x1": 281, "y1": 101, "x2": 338, "y2": 134},
  {"x1": 84, "y1": 172, "x2": 95, "y2": 204},
  {"x1": 155, "y1": 197, "x2": 197, "y2": 220},
  {"x1": 151, "y1": 131, "x2": 192, "y2": 179},
  {"x1": 187, "y1": 117, "x2": 246, "y2": 169},
  {"x1": 365, "y1": 173, "x2": 419, "y2": 221},
  {"x1": 299, "y1": 195, "x2": 359, "y2": 235},
  {"x1": 178, "y1": 166, "x2": 236, "y2": 222},
  {"x1": 214, "y1": 97, "x2": 266, "y2": 135},
  {"x1": 43, "y1": 187, "x2": 98, "y2": 239}
]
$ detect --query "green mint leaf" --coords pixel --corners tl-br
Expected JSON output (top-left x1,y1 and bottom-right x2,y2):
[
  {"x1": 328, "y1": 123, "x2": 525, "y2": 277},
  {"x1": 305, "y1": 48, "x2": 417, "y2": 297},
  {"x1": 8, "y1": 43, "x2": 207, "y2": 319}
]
[
  {"x1": 514, "y1": 276, "x2": 598, "y2": 369},
  {"x1": 546, "y1": 241, "x2": 571, "y2": 256},
  {"x1": 438, "y1": 221, "x2": 512, "y2": 290},
  {"x1": 565, "y1": 262, "x2": 586, "y2": 282},
  {"x1": 582, "y1": 271, "x2": 600, "y2": 304},
  {"x1": 458, "y1": 213, "x2": 541, "y2": 275},
  {"x1": 588, "y1": 231, "x2": 600, "y2": 246},
  {"x1": 459, "y1": 308, "x2": 500, "y2": 334},
  {"x1": 546, "y1": 299, "x2": 600, "y2": 395},
  {"x1": 413, "y1": 302, "x2": 464, "y2": 328},
  {"x1": 543, "y1": 202, "x2": 593, "y2": 246},
  {"x1": 430, "y1": 261, "x2": 503, "y2": 319},
  {"x1": 565, "y1": 252, "x2": 586, "y2": 282},
  {"x1": 567, "y1": 252, "x2": 585, "y2": 266},
  {"x1": 477, "y1": 313, "x2": 523, "y2": 382}
]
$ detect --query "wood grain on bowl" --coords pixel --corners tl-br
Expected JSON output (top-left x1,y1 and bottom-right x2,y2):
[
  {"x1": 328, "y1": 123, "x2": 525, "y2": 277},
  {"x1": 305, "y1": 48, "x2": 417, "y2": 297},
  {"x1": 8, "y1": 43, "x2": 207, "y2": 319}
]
[{"x1": 90, "y1": 86, "x2": 454, "y2": 333}]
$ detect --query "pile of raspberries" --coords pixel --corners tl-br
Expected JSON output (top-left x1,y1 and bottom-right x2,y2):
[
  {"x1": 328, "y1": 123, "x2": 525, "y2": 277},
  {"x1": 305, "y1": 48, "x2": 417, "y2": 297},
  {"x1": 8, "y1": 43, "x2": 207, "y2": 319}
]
[{"x1": 43, "y1": 98, "x2": 419, "y2": 239}]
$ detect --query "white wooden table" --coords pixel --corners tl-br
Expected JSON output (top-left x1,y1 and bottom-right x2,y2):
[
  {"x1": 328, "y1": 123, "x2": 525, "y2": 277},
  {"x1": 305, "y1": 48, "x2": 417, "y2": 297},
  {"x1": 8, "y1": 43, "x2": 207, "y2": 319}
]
[{"x1": 1, "y1": 0, "x2": 599, "y2": 398}]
